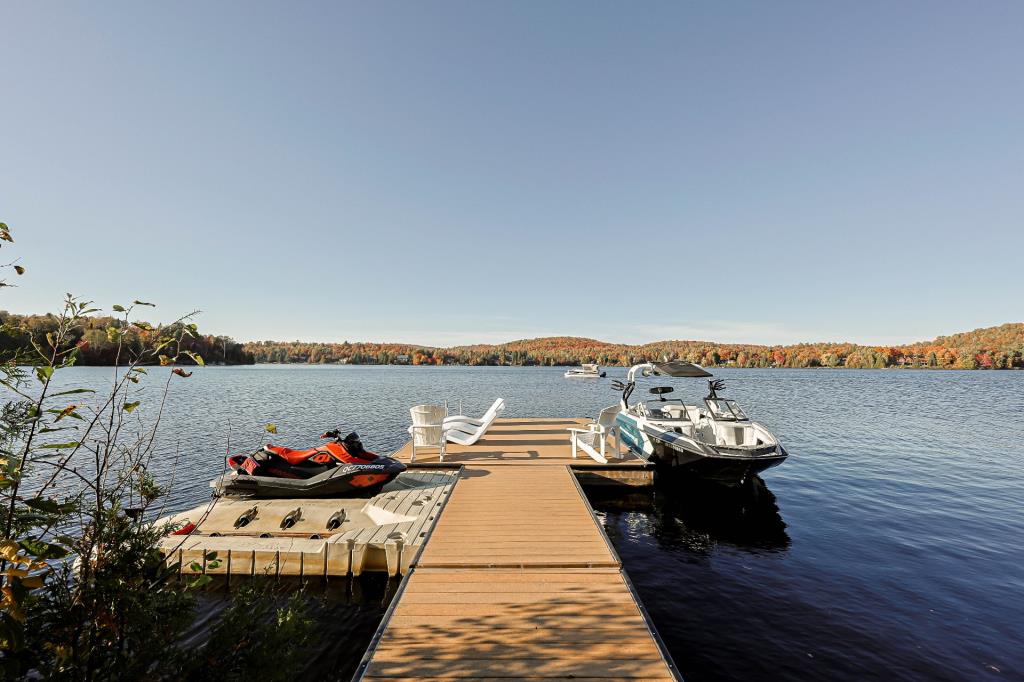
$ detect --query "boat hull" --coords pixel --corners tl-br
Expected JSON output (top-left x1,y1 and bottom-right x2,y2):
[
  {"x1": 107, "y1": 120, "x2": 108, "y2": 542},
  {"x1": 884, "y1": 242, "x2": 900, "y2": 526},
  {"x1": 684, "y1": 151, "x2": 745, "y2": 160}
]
[
  {"x1": 617, "y1": 413, "x2": 787, "y2": 486},
  {"x1": 648, "y1": 442, "x2": 787, "y2": 486}
]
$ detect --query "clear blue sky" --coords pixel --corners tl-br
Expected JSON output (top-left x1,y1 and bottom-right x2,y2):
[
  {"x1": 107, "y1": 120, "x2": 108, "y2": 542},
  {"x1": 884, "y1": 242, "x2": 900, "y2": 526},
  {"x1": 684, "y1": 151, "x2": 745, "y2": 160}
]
[{"x1": 2, "y1": 1, "x2": 1021, "y2": 346}]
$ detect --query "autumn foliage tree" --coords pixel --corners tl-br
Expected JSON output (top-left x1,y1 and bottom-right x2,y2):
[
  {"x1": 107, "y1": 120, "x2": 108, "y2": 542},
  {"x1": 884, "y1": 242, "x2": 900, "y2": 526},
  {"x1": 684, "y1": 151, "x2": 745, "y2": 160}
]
[{"x1": 241, "y1": 324, "x2": 1024, "y2": 370}]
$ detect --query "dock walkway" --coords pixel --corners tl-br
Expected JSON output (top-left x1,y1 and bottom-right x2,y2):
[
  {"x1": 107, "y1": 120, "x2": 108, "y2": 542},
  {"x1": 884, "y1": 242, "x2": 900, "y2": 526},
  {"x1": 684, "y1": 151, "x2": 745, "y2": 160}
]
[{"x1": 357, "y1": 418, "x2": 679, "y2": 681}]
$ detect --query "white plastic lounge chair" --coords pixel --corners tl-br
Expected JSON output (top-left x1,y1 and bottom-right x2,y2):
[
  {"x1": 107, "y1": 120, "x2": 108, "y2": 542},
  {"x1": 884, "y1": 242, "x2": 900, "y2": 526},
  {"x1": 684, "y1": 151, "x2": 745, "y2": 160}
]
[
  {"x1": 443, "y1": 398, "x2": 505, "y2": 428},
  {"x1": 567, "y1": 405, "x2": 622, "y2": 464},
  {"x1": 408, "y1": 404, "x2": 447, "y2": 462},
  {"x1": 442, "y1": 399, "x2": 505, "y2": 446},
  {"x1": 443, "y1": 421, "x2": 490, "y2": 447}
]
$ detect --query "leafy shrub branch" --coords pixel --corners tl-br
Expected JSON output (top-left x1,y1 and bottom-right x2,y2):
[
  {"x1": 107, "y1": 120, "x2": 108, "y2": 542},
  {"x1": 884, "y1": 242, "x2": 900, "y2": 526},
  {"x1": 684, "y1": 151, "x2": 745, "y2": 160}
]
[{"x1": 0, "y1": 224, "x2": 312, "y2": 680}]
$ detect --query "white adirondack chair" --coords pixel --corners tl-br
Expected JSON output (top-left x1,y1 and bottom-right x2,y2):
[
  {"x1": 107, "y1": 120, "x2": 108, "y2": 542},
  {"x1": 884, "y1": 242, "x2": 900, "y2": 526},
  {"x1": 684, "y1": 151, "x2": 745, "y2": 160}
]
[
  {"x1": 567, "y1": 405, "x2": 622, "y2": 464},
  {"x1": 408, "y1": 404, "x2": 447, "y2": 462}
]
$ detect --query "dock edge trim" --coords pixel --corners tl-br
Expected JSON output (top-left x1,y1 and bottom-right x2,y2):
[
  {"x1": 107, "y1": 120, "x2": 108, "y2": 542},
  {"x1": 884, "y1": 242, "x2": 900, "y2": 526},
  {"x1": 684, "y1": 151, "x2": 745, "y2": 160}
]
[
  {"x1": 351, "y1": 464, "x2": 464, "y2": 682},
  {"x1": 569, "y1": 466, "x2": 685, "y2": 682}
]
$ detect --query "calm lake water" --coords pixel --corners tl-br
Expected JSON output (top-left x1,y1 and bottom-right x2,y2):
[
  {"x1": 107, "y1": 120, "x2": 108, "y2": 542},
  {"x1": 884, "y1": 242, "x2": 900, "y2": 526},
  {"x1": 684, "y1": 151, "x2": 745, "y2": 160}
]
[{"x1": 42, "y1": 365, "x2": 1024, "y2": 680}]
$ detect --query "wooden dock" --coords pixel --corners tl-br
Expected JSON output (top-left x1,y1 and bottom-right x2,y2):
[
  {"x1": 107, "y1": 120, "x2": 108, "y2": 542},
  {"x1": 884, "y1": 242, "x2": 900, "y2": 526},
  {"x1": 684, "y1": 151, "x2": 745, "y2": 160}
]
[{"x1": 356, "y1": 418, "x2": 679, "y2": 681}]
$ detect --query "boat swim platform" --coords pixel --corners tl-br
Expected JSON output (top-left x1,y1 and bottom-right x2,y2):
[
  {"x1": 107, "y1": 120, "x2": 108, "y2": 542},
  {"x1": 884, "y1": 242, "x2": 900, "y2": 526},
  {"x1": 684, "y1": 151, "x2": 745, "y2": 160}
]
[
  {"x1": 157, "y1": 470, "x2": 458, "y2": 578},
  {"x1": 355, "y1": 419, "x2": 680, "y2": 681}
]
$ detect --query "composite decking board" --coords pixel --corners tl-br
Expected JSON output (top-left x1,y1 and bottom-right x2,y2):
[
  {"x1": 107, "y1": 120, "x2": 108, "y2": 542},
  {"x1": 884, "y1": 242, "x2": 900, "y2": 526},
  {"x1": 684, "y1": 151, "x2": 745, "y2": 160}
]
[
  {"x1": 396, "y1": 569, "x2": 623, "y2": 580},
  {"x1": 362, "y1": 661, "x2": 673, "y2": 678},
  {"x1": 357, "y1": 419, "x2": 676, "y2": 682},
  {"x1": 361, "y1": 675, "x2": 673, "y2": 682},
  {"x1": 364, "y1": 570, "x2": 672, "y2": 679},
  {"x1": 398, "y1": 592, "x2": 637, "y2": 604},
  {"x1": 368, "y1": 646, "x2": 663, "y2": 661},
  {"x1": 376, "y1": 629, "x2": 655, "y2": 646},
  {"x1": 416, "y1": 466, "x2": 612, "y2": 568},
  {"x1": 408, "y1": 580, "x2": 626, "y2": 590},
  {"x1": 383, "y1": 615, "x2": 651, "y2": 629}
]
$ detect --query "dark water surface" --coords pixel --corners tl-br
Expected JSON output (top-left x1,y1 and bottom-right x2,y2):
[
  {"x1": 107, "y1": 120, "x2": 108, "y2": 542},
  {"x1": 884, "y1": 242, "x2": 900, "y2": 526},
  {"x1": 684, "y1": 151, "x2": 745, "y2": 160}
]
[
  {"x1": 43, "y1": 366, "x2": 1024, "y2": 680},
  {"x1": 187, "y1": 576, "x2": 397, "y2": 681}
]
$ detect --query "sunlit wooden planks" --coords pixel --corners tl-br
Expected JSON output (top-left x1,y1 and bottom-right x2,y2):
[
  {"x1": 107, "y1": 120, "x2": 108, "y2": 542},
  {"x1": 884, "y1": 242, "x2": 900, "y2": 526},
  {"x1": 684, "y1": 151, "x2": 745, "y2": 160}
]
[
  {"x1": 358, "y1": 418, "x2": 677, "y2": 681},
  {"x1": 417, "y1": 465, "x2": 617, "y2": 568},
  {"x1": 361, "y1": 568, "x2": 676, "y2": 680}
]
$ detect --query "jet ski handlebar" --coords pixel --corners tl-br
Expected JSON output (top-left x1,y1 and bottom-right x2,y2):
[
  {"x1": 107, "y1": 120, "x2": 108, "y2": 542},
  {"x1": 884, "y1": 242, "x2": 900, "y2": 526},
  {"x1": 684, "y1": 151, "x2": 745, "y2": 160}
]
[{"x1": 320, "y1": 429, "x2": 361, "y2": 444}]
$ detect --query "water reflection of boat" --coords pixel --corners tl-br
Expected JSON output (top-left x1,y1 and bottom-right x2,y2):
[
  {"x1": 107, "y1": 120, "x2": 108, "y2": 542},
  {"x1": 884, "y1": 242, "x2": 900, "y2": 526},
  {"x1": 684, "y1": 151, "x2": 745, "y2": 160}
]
[{"x1": 588, "y1": 475, "x2": 790, "y2": 553}]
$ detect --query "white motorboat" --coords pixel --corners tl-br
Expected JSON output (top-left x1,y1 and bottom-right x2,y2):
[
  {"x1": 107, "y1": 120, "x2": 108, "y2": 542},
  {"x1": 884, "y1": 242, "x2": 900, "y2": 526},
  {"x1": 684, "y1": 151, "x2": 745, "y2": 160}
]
[
  {"x1": 564, "y1": 363, "x2": 606, "y2": 379},
  {"x1": 612, "y1": 361, "x2": 788, "y2": 485}
]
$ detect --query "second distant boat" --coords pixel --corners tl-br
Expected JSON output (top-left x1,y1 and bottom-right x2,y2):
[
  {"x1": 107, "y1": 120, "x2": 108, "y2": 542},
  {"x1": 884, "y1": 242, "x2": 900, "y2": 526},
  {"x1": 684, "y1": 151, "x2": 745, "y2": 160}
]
[{"x1": 564, "y1": 363, "x2": 606, "y2": 379}]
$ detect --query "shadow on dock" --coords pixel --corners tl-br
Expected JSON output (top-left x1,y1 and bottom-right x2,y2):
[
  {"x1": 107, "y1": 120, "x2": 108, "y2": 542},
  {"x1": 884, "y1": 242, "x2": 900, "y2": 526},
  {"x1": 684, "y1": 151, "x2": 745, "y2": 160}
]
[{"x1": 355, "y1": 570, "x2": 682, "y2": 680}]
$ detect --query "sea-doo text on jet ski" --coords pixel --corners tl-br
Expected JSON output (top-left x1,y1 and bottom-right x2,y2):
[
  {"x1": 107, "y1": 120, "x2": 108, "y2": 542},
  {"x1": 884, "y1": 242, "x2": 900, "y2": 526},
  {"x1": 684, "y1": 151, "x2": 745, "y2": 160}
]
[
  {"x1": 613, "y1": 361, "x2": 788, "y2": 485},
  {"x1": 214, "y1": 430, "x2": 406, "y2": 498}
]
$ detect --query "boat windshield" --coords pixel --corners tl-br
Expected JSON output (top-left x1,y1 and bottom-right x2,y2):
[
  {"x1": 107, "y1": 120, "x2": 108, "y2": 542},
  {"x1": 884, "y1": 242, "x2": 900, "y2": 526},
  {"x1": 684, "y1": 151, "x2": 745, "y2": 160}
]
[{"x1": 704, "y1": 398, "x2": 748, "y2": 421}]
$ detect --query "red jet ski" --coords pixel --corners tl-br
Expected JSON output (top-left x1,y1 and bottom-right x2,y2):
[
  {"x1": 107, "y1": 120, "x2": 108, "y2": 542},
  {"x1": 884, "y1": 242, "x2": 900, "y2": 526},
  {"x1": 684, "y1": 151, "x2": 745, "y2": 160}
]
[{"x1": 213, "y1": 430, "x2": 406, "y2": 498}]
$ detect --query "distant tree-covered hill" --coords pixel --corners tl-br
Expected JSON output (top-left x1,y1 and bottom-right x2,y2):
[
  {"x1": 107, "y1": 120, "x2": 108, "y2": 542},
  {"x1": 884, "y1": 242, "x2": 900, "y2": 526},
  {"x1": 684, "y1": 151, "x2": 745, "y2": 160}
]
[
  {"x1": 242, "y1": 323, "x2": 1024, "y2": 370},
  {"x1": 0, "y1": 311, "x2": 254, "y2": 365},
  {"x1": 4, "y1": 309, "x2": 1018, "y2": 369}
]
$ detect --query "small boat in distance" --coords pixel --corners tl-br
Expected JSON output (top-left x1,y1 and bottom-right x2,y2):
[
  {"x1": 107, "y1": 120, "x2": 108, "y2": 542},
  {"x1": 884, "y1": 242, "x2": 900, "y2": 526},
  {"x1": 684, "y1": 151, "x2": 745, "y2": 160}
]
[
  {"x1": 613, "y1": 361, "x2": 788, "y2": 485},
  {"x1": 564, "y1": 363, "x2": 606, "y2": 379}
]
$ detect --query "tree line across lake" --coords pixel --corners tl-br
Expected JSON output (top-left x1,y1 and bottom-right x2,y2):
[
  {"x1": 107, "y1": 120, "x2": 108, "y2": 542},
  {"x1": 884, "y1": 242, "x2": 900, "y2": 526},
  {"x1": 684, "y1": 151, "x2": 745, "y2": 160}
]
[
  {"x1": 244, "y1": 323, "x2": 1024, "y2": 370},
  {"x1": 2, "y1": 311, "x2": 1020, "y2": 370},
  {"x1": 0, "y1": 310, "x2": 253, "y2": 365}
]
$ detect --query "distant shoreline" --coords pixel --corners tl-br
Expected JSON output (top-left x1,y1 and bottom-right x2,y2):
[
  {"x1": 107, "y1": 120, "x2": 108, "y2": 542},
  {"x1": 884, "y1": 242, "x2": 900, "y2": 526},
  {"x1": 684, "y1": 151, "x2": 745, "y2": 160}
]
[
  {"x1": 3, "y1": 311, "x2": 1020, "y2": 371},
  {"x1": 243, "y1": 322, "x2": 1023, "y2": 371},
  {"x1": 240, "y1": 361, "x2": 1021, "y2": 371}
]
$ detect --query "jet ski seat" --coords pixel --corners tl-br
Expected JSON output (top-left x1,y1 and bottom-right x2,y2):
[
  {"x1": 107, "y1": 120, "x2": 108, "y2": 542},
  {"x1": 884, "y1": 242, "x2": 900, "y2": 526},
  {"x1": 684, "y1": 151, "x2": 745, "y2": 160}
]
[
  {"x1": 263, "y1": 442, "x2": 376, "y2": 465},
  {"x1": 264, "y1": 445, "x2": 326, "y2": 465}
]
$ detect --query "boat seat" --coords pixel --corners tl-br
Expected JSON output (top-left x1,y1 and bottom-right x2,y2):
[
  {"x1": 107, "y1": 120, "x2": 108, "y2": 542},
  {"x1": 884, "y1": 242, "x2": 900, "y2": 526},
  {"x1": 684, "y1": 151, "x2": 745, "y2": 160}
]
[{"x1": 662, "y1": 404, "x2": 687, "y2": 420}]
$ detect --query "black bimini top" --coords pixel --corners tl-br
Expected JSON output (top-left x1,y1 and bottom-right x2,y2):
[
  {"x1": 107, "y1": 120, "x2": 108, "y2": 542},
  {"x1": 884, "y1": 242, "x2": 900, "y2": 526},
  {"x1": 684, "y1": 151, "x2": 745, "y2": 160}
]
[{"x1": 652, "y1": 361, "x2": 713, "y2": 378}]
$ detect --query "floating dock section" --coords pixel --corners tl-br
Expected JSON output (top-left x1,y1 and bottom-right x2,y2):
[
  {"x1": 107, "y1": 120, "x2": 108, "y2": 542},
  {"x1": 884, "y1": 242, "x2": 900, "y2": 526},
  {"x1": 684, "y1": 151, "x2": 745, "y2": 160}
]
[
  {"x1": 158, "y1": 470, "x2": 457, "y2": 577},
  {"x1": 355, "y1": 418, "x2": 679, "y2": 681}
]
